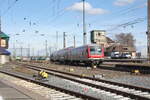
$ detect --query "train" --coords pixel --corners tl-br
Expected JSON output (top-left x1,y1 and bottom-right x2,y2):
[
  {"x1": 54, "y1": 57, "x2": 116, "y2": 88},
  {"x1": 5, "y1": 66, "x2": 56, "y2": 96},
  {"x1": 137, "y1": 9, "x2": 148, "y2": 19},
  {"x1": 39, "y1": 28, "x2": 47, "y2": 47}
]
[{"x1": 50, "y1": 44, "x2": 104, "y2": 68}]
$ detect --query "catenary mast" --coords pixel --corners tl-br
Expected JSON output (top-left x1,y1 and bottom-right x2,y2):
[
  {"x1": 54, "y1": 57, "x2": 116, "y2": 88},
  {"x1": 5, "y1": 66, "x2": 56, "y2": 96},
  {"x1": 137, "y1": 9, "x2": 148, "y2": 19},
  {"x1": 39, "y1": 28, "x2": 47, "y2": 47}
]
[
  {"x1": 147, "y1": 0, "x2": 150, "y2": 62},
  {"x1": 0, "y1": 15, "x2": 1, "y2": 32},
  {"x1": 83, "y1": 0, "x2": 87, "y2": 45}
]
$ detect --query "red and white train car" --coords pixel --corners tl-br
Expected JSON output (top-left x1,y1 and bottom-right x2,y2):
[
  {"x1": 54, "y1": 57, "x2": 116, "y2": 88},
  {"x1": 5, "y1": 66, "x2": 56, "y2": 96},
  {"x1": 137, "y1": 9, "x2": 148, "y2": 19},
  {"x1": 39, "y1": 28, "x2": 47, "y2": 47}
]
[{"x1": 50, "y1": 44, "x2": 104, "y2": 67}]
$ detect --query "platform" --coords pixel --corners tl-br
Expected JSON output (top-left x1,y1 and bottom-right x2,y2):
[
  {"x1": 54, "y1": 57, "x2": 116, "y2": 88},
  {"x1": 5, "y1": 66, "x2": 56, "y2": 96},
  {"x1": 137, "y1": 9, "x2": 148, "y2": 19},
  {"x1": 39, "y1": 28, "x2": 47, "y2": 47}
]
[{"x1": 0, "y1": 79, "x2": 48, "y2": 100}]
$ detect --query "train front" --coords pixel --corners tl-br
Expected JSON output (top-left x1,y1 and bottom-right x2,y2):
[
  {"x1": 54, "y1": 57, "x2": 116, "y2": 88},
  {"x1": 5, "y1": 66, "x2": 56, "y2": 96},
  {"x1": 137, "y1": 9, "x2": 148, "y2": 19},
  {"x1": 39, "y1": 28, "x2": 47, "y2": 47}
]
[{"x1": 87, "y1": 45, "x2": 104, "y2": 68}]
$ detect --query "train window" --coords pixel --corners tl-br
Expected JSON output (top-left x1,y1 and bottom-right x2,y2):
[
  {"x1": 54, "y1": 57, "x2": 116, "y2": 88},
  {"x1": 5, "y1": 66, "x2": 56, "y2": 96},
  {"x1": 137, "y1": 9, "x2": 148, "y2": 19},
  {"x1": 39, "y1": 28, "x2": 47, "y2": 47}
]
[{"x1": 90, "y1": 46, "x2": 102, "y2": 55}]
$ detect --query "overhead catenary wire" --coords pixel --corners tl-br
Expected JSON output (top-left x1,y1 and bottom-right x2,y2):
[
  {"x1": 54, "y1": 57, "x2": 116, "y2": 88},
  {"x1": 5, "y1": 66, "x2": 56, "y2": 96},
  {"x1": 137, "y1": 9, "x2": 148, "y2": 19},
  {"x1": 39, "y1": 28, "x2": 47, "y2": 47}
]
[
  {"x1": 1, "y1": 0, "x2": 19, "y2": 16},
  {"x1": 107, "y1": 17, "x2": 147, "y2": 32},
  {"x1": 89, "y1": 1, "x2": 147, "y2": 25}
]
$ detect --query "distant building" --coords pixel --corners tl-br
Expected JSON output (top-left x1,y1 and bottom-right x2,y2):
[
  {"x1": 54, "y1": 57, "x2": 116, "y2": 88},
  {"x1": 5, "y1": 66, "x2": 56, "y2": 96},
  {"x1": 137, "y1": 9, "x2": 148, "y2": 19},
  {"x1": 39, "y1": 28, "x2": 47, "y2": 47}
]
[
  {"x1": 90, "y1": 30, "x2": 136, "y2": 58},
  {"x1": 91, "y1": 30, "x2": 115, "y2": 47},
  {"x1": 105, "y1": 43, "x2": 136, "y2": 58},
  {"x1": 91, "y1": 30, "x2": 107, "y2": 47}
]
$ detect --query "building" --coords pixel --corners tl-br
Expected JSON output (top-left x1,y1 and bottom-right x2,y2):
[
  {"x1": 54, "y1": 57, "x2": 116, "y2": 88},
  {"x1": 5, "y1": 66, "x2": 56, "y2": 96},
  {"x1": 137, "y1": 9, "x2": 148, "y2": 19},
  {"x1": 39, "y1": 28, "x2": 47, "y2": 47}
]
[
  {"x1": 91, "y1": 30, "x2": 115, "y2": 47},
  {"x1": 0, "y1": 31, "x2": 9, "y2": 49},
  {"x1": 0, "y1": 47, "x2": 11, "y2": 64},
  {"x1": 105, "y1": 43, "x2": 136, "y2": 58},
  {"x1": 90, "y1": 30, "x2": 136, "y2": 58},
  {"x1": 91, "y1": 30, "x2": 107, "y2": 47},
  {"x1": 0, "y1": 16, "x2": 11, "y2": 64}
]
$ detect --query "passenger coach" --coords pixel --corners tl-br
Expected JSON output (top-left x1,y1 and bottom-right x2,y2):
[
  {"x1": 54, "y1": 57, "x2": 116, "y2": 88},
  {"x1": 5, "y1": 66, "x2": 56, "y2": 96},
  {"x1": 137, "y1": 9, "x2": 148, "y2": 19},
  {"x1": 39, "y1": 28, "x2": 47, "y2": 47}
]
[{"x1": 50, "y1": 44, "x2": 104, "y2": 68}]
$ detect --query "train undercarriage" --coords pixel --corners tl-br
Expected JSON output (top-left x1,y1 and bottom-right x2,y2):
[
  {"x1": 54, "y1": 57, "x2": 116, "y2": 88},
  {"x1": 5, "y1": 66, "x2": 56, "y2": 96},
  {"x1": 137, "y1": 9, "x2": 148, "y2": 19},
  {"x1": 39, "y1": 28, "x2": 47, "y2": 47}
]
[{"x1": 50, "y1": 59, "x2": 103, "y2": 68}]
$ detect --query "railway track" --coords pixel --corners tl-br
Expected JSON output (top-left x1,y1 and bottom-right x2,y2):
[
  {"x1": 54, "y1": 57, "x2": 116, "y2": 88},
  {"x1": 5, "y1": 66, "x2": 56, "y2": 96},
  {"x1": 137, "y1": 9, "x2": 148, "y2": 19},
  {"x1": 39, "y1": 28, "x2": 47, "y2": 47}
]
[
  {"x1": 14, "y1": 62, "x2": 150, "y2": 100},
  {"x1": 103, "y1": 58, "x2": 147, "y2": 63},
  {"x1": 0, "y1": 69, "x2": 98, "y2": 100},
  {"x1": 28, "y1": 60, "x2": 150, "y2": 74}
]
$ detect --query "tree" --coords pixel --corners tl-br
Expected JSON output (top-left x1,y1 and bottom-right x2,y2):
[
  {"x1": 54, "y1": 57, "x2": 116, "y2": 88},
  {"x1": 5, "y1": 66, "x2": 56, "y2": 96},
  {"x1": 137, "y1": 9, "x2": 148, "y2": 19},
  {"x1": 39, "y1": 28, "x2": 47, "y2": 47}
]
[{"x1": 115, "y1": 33, "x2": 136, "y2": 47}]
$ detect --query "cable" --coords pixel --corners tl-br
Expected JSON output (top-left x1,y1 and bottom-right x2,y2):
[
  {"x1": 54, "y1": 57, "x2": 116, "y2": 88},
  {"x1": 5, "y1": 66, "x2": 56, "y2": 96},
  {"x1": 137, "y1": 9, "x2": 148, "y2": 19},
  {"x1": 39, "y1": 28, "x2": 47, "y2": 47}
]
[
  {"x1": 107, "y1": 17, "x2": 147, "y2": 31},
  {"x1": 118, "y1": 3, "x2": 147, "y2": 16},
  {"x1": 1, "y1": 0, "x2": 18, "y2": 16},
  {"x1": 89, "y1": 1, "x2": 146, "y2": 24},
  {"x1": 47, "y1": 7, "x2": 68, "y2": 26}
]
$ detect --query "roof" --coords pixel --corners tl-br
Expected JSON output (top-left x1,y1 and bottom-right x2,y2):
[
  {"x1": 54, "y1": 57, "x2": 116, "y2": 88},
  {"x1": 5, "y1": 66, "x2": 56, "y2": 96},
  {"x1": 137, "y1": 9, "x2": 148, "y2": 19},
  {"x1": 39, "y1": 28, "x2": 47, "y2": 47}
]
[
  {"x1": 106, "y1": 37, "x2": 115, "y2": 43},
  {"x1": 0, "y1": 31, "x2": 9, "y2": 39},
  {"x1": 106, "y1": 43, "x2": 136, "y2": 52},
  {"x1": 0, "y1": 47, "x2": 11, "y2": 55},
  {"x1": 91, "y1": 30, "x2": 106, "y2": 33}
]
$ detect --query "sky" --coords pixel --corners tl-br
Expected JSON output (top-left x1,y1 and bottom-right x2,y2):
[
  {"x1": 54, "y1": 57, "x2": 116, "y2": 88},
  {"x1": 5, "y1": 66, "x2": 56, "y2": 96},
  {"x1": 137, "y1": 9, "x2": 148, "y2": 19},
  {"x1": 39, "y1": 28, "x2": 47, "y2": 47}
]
[{"x1": 0, "y1": 0, "x2": 148, "y2": 57}]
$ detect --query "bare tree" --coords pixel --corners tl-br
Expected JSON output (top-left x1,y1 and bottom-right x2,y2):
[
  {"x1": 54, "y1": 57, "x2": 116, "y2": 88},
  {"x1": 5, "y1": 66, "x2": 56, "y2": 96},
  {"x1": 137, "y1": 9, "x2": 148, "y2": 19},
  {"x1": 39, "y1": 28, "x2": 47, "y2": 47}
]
[{"x1": 115, "y1": 33, "x2": 136, "y2": 47}]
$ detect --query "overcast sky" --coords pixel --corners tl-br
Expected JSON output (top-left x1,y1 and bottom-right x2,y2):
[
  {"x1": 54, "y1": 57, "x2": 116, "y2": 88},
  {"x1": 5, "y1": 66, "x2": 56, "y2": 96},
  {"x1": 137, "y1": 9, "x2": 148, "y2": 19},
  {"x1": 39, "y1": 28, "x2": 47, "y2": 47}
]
[{"x1": 0, "y1": 0, "x2": 147, "y2": 56}]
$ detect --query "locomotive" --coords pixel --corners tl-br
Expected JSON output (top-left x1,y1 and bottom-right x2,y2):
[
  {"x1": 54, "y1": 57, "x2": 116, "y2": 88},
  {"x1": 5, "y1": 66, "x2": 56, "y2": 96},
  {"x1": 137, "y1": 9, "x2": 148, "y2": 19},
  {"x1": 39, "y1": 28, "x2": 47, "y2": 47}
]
[{"x1": 50, "y1": 44, "x2": 104, "y2": 68}]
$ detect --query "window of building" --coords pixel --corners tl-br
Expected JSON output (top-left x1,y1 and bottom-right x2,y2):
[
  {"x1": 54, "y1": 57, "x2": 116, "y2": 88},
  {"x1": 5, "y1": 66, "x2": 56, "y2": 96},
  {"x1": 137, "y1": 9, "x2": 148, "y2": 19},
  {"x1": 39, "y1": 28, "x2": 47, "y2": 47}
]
[{"x1": 123, "y1": 48, "x2": 128, "y2": 50}]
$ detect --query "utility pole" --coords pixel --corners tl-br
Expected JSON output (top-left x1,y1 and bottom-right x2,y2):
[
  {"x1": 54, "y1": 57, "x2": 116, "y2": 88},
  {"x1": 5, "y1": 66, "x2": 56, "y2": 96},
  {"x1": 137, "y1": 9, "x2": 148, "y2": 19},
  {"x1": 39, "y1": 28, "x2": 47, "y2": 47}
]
[
  {"x1": 45, "y1": 40, "x2": 48, "y2": 57},
  {"x1": 74, "y1": 35, "x2": 76, "y2": 47},
  {"x1": 13, "y1": 43, "x2": 16, "y2": 58},
  {"x1": 49, "y1": 46, "x2": 51, "y2": 56},
  {"x1": 56, "y1": 31, "x2": 58, "y2": 50},
  {"x1": 147, "y1": 0, "x2": 150, "y2": 62},
  {"x1": 28, "y1": 44, "x2": 30, "y2": 58},
  {"x1": 83, "y1": 0, "x2": 87, "y2": 45},
  {"x1": 63, "y1": 32, "x2": 66, "y2": 48},
  {"x1": 20, "y1": 46, "x2": 23, "y2": 59},
  {"x1": 0, "y1": 15, "x2": 1, "y2": 32},
  {"x1": 32, "y1": 48, "x2": 34, "y2": 57}
]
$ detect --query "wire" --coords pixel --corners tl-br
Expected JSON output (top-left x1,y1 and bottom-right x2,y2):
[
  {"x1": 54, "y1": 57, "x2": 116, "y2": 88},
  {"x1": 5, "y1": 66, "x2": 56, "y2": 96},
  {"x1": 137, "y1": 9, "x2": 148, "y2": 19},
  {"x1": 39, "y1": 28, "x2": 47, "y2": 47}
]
[
  {"x1": 107, "y1": 17, "x2": 147, "y2": 31},
  {"x1": 1, "y1": 0, "x2": 18, "y2": 16},
  {"x1": 89, "y1": 1, "x2": 146, "y2": 24},
  {"x1": 118, "y1": 3, "x2": 147, "y2": 16},
  {"x1": 47, "y1": 7, "x2": 68, "y2": 26}
]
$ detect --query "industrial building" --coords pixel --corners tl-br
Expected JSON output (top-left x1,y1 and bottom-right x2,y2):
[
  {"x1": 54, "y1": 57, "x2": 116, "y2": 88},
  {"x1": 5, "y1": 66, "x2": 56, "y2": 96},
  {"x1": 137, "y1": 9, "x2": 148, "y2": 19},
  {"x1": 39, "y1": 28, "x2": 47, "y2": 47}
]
[{"x1": 90, "y1": 30, "x2": 136, "y2": 58}]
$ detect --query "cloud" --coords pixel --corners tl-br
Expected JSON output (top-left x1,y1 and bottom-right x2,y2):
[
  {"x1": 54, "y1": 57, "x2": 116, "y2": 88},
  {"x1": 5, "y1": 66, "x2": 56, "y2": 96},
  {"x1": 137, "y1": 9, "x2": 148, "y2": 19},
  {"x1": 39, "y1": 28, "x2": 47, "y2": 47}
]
[
  {"x1": 66, "y1": 2, "x2": 108, "y2": 15},
  {"x1": 114, "y1": 0, "x2": 135, "y2": 6}
]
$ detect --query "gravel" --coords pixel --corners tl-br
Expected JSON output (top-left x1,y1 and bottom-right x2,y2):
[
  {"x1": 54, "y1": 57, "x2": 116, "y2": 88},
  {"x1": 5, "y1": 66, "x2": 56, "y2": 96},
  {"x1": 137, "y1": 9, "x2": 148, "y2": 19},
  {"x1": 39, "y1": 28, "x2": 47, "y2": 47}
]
[
  {"x1": 23, "y1": 62, "x2": 150, "y2": 89},
  {"x1": 107, "y1": 75, "x2": 150, "y2": 89},
  {"x1": 43, "y1": 74, "x2": 131, "y2": 100},
  {"x1": 0, "y1": 73, "x2": 80, "y2": 100},
  {"x1": 3, "y1": 62, "x2": 150, "y2": 100},
  {"x1": 1, "y1": 63, "x2": 131, "y2": 100}
]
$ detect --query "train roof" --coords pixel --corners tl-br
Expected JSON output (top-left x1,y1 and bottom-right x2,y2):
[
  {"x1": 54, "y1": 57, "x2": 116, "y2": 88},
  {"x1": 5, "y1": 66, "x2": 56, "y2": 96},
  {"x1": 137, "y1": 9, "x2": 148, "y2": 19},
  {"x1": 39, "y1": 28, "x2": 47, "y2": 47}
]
[
  {"x1": 51, "y1": 46, "x2": 74, "y2": 54},
  {"x1": 77, "y1": 44, "x2": 101, "y2": 48},
  {"x1": 51, "y1": 44, "x2": 101, "y2": 55}
]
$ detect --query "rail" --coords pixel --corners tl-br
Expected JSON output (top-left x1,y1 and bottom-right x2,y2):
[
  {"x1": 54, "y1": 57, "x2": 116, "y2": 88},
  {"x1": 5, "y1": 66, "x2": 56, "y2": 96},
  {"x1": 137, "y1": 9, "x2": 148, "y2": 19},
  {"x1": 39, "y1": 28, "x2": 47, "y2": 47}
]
[{"x1": 15, "y1": 62, "x2": 150, "y2": 100}]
